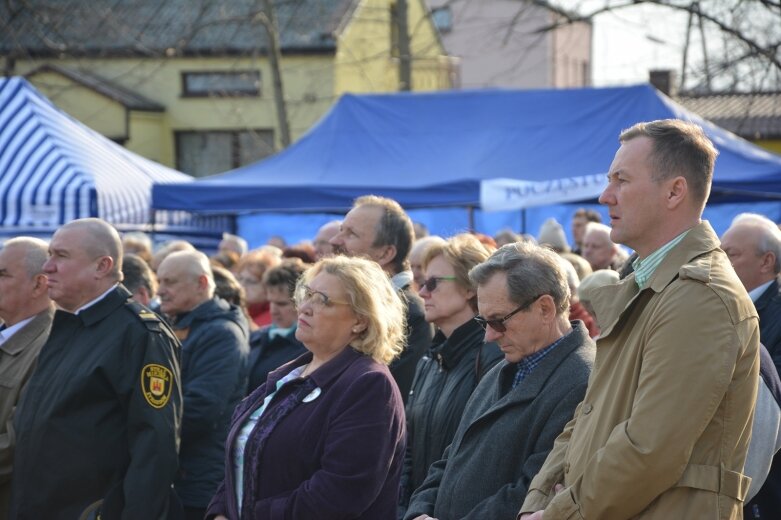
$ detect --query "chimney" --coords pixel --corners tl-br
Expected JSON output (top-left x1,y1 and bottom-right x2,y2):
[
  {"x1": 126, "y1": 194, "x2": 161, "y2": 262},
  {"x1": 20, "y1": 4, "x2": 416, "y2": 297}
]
[{"x1": 649, "y1": 69, "x2": 677, "y2": 97}]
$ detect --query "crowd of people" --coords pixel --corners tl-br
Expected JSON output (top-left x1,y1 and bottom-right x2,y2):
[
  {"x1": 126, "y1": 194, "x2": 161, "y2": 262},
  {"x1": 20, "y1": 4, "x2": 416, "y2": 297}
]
[{"x1": 0, "y1": 118, "x2": 779, "y2": 520}]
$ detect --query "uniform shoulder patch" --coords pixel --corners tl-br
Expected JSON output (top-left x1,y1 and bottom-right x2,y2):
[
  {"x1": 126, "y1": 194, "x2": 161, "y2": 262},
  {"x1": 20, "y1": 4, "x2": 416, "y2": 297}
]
[
  {"x1": 138, "y1": 310, "x2": 158, "y2": 320},
  {"x1": 141, "y1": 364, "x2": 174, "y2": 408},
  {"x1": 125, "y1": 300, "x2": 163, "y2": 331}
]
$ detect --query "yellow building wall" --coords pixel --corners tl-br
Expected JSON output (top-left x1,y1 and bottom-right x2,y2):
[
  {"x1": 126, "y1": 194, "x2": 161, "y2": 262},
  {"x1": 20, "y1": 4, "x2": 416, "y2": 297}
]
[
  {"x1": 26, "y1": 71, "x2": 127, "y2": 140},
  {"x1": 12, "y1": 1, "x2": 448, "y2": 172},
  {"x1": 334, "y1": 0, "x2": 450, "y2": 94},
  {"x1": 14, "y1": 54, "x2": 337, "y2": 167},
  {"x1": 126, "y1": 111, "x2": 171, "y2": 165},
  {"x1": 755, "y1": 139, "x2": 781, "y2": 155}
]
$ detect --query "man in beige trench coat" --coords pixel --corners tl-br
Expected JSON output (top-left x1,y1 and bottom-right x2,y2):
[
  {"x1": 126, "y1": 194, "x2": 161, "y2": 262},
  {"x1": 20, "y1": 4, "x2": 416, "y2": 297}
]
[{"x1": 520, "y1": 119, "x2": 760, "y2": 520}]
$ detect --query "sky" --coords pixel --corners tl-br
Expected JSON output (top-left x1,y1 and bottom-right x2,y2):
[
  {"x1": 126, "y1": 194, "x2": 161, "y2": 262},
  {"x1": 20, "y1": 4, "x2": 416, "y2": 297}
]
[
  {"x1": 593, "y1": 5, "x2": 689, "y2": 86},
  {"x1": 557, "y1": 1, "x2": 691, "y2": 87}
]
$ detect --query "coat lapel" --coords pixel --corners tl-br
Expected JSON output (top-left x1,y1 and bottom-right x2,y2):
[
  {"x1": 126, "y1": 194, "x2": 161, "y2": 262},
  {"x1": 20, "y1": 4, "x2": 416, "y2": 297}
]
[
  {"x1": 592, "y1": 222, "x2": 721, "y2": 340},
  {"x1": 468, "y1": 325, "x2": 587, "y2": 425},
  {"x1": 590, "y1": 277, "x2": 640, "y2": 339},
  {"x1": 753, "y1": 279, "x2": 778, "y2": 313},
  {"x1": 0, "y1": 306, "x2": 55, "y2": 357}
]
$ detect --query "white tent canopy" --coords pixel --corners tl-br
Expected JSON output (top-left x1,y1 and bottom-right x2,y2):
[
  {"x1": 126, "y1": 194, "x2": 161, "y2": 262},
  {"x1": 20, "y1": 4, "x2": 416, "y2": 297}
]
[{"x1": 0, "y1": 77, "x2": 228, "y2": 243}]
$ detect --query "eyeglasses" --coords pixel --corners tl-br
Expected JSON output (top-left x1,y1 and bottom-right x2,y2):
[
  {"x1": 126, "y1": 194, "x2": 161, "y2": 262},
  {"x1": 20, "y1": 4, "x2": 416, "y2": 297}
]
[
  {"x1": 421, "y1": 276, "x2": 458, "y2": 292},
  {"x1": 294, "y1": 284, "x2": 350, "y2": 310},
  {"x1": 474, "y1": 294, "x2": 543, "y2": 333}
]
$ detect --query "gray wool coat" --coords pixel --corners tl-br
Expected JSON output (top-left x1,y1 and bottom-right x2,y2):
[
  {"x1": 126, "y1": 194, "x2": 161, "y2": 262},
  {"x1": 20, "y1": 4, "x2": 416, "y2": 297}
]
[{"x1": 404, "y1": 321, "x2": 595, "y2": 520}]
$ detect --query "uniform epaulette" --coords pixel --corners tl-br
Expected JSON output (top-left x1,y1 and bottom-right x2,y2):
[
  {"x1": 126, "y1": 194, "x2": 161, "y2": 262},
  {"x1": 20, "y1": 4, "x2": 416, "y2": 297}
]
[
  {"x1": 124, "y1": 300, "x2": 181, "y2": 348},
  {"x1": 125, "y1": 300, "x2": 163, "y2": 332}
]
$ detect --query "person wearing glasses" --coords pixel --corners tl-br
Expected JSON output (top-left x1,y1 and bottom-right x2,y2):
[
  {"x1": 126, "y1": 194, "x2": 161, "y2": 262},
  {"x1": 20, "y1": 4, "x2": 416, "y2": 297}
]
[
  {"x1": 398, "y1": 234, "x2": 503, "y2": 517},
  {"x1": 404, "y1": 241, "x2": 595, "y2": 520},
  {"x1": 206, "y1": 256, "x2": 407, "y2": 520}
]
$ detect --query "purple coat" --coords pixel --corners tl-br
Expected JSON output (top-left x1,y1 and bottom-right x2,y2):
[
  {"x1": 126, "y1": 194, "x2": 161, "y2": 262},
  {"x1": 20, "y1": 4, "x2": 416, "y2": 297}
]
[{"x1": 206, "y1": 347, "x2": 406, "y2": 519}]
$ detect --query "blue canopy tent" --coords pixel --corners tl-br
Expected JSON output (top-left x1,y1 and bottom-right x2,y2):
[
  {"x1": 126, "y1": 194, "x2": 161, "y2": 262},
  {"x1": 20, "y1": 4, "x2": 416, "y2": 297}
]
[
  {"x1": 0, "y1": 77, "x2": 229, "y2": 248},
  {"x1": 151, "y1": 85, "x2": 781, "y2": 245}
]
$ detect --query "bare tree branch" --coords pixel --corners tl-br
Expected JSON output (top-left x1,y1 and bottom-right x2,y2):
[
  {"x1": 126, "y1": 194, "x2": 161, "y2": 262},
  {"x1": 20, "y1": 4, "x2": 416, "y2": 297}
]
[{"x1": 530, "y1": 0, "x2": 781, "y2": 91}]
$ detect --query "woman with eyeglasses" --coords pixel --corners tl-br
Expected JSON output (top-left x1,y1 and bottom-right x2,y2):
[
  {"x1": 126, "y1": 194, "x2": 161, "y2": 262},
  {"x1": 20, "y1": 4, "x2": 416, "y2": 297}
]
[
  {"x1": 206, "y1": 256, "x2": 407, "y2": 520},
  {"x1": 398, "y1": 233, "x2": 503, "y2": 516}
]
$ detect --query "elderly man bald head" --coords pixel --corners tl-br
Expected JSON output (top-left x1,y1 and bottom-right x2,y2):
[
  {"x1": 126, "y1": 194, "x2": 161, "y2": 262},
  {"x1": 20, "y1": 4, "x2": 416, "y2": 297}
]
[
  {"x1": 582, "y1": 222, "x2": 625, "y2": 272},
  {"x1": 155, "y1": 250, "x2": 249, "y2": 515},
  {"x1": 721, "y1": 213, "x2": 781, "y2": 294},
  {"x1": 156, "y1": 250, "x2": 216, "y2": 317},
  {"x1": 721, "y1": 212, "x2": 781, "y2": 376},
  {"x1": 43, "y1": 218, "x2": 123, "y2": 312},
  {"x1": 0, "y1": 237, "x2": 51, "y2": 326},
  {"x1": 0, "y1": 237, "x2": 55, "y2": 512},
  {"x1": 11, "y1": 218, "x2": 182, "y2": 518}
]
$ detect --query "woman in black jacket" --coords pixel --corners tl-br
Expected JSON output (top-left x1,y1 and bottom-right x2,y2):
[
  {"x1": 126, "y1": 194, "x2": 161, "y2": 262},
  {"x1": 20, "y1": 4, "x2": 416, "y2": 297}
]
[{"x1": 399, "y1": 233, "x2": 503, "y2": 515}]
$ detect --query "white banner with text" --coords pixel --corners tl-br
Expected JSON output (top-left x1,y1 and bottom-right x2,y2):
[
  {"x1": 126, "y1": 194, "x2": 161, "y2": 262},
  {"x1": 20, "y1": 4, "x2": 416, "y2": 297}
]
[{"x1": 480, "y1": 174, "x2": 608, "y2": 211}]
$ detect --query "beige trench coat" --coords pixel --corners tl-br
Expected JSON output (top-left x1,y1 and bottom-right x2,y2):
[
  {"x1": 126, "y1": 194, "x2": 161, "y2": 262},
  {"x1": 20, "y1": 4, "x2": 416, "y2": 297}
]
[{"x1": 520, "y1": 222, "x2": 760, "y2": 519}]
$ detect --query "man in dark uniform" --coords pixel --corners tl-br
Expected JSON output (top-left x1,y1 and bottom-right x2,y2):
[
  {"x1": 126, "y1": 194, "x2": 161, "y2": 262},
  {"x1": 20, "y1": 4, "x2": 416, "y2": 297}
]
[{"x1": 10, "y1": 218, "x2": 182, "y2": 520}]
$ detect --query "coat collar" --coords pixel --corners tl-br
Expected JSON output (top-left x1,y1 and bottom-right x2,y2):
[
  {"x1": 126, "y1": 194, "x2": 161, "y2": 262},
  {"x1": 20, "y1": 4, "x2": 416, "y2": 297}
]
[
  {"x1": 173, "y1": 297, "x2": 226, "y2": 329},
  {"x1": 265, "y1": 345, "x2": 368, "y2": 392},
  {"x1": 429, "y1": 318, "x2": 485, "y2": 371},
  {"x1": 73, "y1": 285, "x2": 131, "y2": 327},
  {"x1": 482, "y1": 321, "x2": 592, "y2": 415},
  {"x1": 0, "y1": 305, "x2": 55, "y2": 356},
  {"x1": 592, "y1": 221, "x2": 720, "y2": 338},
  {"x1": 753, "y1": 279, "x2": 780, "y2": 312}
]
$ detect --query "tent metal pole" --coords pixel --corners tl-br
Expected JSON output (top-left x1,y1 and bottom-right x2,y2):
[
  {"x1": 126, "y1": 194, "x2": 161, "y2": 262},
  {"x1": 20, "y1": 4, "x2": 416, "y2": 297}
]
[
  {"x1": 467, "y1": 206, "x2": 475, "y2": 232},
  {"x1": 150, "y1": 209, "x2": 157, "y2": 245},
  {"x1": 521, "y1": 208, "x2": 527, "y2": 234}
]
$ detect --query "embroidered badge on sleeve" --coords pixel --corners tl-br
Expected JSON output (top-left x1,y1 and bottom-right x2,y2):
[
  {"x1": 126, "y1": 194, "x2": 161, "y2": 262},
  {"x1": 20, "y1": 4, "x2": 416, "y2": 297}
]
[{"x1": 141, "y1": 364, "x2": 174, "y2": 408}]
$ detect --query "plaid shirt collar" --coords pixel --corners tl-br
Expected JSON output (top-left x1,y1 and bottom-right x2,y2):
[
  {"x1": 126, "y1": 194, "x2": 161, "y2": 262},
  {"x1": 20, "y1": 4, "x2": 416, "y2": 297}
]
[
  {"x1": 632, "y1": 230, "x2": 689, "y2": 289},
  {"x1": 511, "y1": 329, "x2": 571, "y2": 390}
]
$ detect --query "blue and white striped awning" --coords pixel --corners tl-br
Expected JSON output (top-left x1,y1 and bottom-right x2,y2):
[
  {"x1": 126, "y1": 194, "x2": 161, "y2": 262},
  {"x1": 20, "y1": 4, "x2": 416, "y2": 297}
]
[{"x1": 0, "y1": 77, "x2": 229, "y2": 242}]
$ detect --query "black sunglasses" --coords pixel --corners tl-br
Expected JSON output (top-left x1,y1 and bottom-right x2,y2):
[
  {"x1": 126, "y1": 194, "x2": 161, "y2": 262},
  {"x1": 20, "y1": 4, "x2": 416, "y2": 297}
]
[
  {"x1": 421, "y1": 276, "x2": 457, "y2": 292},
  {"x1": 474, "y1": 294, "x2": 543, "y2": 333}
]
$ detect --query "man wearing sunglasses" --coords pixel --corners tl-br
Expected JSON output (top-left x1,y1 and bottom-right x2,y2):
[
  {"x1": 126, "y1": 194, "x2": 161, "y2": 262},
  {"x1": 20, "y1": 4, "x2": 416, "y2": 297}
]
[
  {"x1": 520, "y1": 120, "x2": 760, "y2": 519},
  {"x1": 405, "y1": 242, "x2": 595, "y2": 520}
]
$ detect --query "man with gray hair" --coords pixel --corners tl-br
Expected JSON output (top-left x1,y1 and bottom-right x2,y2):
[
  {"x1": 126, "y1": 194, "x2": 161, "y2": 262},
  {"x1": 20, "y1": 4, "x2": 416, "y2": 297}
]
[
  {"x1": 218, "y1": 233, "x2": 248, "y2": 258},
  {"x1": 405, "y1": 242, "x2": 595, "y2": 520},
  {"x1": 0, "y1": 237, "x2": 54, "y2": 515},
  {"x1": 721, "y1": 212, "x2": 781, "y2": 518},
  {"x1": 157, "y1": 250, "x2": 249, "y2": 520},
  {"x1": 722, "y1": 213, "x2": 781, "y2": 371},
  {"x1": 581, "y1": 221, "x2": 626, "y2": 271},
  {"x1": 11, "y1": 218, "x2": 182, "y2": 519}
]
